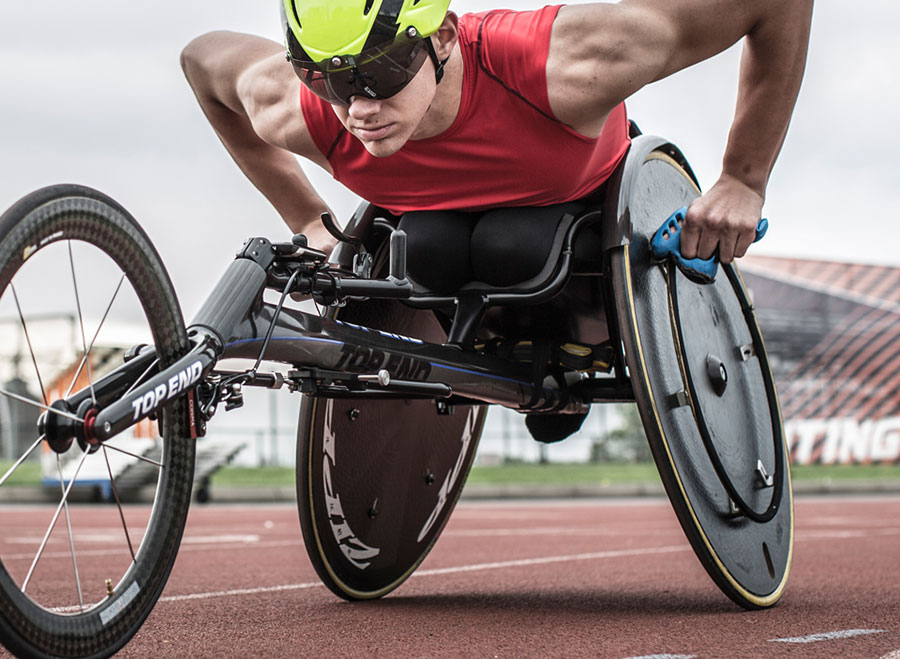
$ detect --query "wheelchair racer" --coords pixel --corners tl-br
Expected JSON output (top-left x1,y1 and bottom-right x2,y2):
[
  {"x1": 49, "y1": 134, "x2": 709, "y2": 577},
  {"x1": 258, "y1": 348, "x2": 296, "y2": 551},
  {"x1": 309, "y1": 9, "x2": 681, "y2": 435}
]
[{"x1": 182, "y1": 0, "x2": 812, "y2": 265}]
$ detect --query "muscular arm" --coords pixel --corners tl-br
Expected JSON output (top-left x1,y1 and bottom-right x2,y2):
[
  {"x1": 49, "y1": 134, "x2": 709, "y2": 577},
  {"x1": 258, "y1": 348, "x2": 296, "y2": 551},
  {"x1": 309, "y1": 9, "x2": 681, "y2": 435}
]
[
  {"x1": 181, "y1": 31, "x2": 336, "y2": 248},
  {"x1": 547, "y1": 0, "x2": 813, "y2": 262}
]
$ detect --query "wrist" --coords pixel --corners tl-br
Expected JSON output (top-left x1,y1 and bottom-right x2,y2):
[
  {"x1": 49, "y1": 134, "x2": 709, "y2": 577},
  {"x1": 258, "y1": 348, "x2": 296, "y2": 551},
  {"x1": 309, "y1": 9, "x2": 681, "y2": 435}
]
[
  {"x1": 720, "y1": 141, "x2": 774, "y2": 199},
  {"x1": 716, "y1": 168, "x2": 767, "y2": 203}
]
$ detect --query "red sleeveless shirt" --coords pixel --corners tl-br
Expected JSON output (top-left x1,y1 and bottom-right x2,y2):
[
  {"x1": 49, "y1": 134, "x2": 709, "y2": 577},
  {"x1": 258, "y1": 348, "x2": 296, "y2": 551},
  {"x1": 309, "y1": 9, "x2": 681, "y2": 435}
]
[{"x1": 300, "y1": 5, "x2": 630, "y2": 215}]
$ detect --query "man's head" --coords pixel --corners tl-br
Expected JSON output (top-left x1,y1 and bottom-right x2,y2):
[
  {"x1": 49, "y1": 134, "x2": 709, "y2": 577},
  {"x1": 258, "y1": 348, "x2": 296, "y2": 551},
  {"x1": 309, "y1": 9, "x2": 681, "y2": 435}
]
[{"x1": 282, "y1": 0, "x2": 457, "y2": 157}]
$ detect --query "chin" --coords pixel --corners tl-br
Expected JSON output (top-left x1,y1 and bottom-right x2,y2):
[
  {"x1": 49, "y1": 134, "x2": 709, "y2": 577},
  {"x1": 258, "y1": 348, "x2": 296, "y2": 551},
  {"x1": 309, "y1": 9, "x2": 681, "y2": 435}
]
[{"x1": 361, "y1": 139, "x2": 406, "y2": 158}]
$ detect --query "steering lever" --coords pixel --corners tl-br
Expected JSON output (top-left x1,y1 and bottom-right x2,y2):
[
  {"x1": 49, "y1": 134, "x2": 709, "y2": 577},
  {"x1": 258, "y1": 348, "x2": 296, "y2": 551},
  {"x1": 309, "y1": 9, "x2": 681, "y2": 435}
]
[{"x1": 320, "y1": 212, "x2": 362, "y2": 249}]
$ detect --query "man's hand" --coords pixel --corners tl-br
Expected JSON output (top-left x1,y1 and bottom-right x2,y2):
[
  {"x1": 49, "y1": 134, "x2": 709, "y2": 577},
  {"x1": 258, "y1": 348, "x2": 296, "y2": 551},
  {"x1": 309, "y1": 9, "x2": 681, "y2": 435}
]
[
  {"x1": 288, "y1": 218, "x2": 339, "y2": 303},
  {"x1": 680, "y1": 175, "x2": 765, "y2": 264},
  {"x1": 295, "y1": 219, "x2": 338, "y2": 256}
]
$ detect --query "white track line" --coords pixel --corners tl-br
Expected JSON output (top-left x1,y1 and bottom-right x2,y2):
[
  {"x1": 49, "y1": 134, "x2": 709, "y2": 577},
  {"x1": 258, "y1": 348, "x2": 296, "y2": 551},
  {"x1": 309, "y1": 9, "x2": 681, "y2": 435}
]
[
  {"x1": 770, "y1": 629, "x2": 886, "y2": 644},
  {"x1": 414, "y1": 545, "x2": 687, "y2": 577},
  {"x1": 159, "y1": 544, "x2": 689, "y2": 604},
  {"x1": 161, "y1": 582, "x2": 322, "y2": 603}
]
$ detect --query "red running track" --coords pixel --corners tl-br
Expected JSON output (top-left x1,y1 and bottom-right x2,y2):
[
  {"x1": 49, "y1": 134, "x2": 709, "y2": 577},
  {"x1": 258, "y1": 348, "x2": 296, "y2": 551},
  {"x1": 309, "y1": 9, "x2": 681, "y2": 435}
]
[{"x1": 3, "y1": 496, "x2": 900, "y2": 658}]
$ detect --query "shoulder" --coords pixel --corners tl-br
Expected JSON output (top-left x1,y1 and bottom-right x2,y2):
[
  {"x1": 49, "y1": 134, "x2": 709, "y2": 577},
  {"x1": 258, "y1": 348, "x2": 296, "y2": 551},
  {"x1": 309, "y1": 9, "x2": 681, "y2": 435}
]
[
  {"x1": 546, "y1": 3, "x2": 674, "y2": 135},
  {"x1": 467, "y1": 6, "x2": 563, "y2": 64},
  {"x1": 464, "y1": 6, "x2": 564, "y2": 118}
]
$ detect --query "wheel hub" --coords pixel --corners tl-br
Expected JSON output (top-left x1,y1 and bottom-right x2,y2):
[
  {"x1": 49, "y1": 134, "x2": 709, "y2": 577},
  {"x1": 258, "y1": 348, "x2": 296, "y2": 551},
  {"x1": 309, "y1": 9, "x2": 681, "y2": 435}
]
[{"x1": 38, "y1": 399, "x2": 99, "y2": 454}]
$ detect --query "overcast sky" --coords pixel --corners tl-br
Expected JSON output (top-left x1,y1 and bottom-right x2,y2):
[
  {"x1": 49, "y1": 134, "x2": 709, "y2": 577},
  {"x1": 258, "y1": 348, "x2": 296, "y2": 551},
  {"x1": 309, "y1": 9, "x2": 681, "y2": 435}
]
[{"x1": 1, "y1": 1, "x2": 898, "y2": 318}]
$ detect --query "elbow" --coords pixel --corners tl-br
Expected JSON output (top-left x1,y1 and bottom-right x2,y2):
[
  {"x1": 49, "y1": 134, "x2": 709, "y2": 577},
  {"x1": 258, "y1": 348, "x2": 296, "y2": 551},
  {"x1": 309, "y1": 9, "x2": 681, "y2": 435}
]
[
  {"x1": 180, "y1": 33, "x2": 209, "y2": 81},
  {"x1": 180, "y1": 38, "x2": 203, "y2": 86},
  {"x1": 180, "y1": 31, "x2": 227, "y2": 83}
]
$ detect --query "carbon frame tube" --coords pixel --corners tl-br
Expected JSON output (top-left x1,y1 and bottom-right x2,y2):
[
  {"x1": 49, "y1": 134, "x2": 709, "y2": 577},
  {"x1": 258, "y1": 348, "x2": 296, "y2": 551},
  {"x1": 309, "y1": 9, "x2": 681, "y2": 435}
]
[
  {"x1": 90, "y1": 331, "x2": 219, "y2": 442},
  {"x1": 68, "y1": 245, "x2": 591, "y2": 444},
  {"x1": 221, "y1": 302, "x2": 566, "y2": 410},
  {"x1": 58, "y1": 256, "x2": 268, "y2": 444}
]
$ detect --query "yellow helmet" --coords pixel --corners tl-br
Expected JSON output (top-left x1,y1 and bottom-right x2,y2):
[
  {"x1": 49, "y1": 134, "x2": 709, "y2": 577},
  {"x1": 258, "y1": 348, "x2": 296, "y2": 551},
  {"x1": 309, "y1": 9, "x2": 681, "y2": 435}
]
[
  {"x1": 281, "y1": 0, "x2": 451, "y2": 105},
  {"x1": 283, "y1": 0, "x2": 450, "y2": 63}
]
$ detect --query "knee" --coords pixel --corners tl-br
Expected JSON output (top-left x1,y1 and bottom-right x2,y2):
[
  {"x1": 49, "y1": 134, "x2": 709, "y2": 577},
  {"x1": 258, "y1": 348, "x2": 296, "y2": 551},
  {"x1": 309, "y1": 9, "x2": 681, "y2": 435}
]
[{"x1": 399, "y1": 211, "x2": 475, "y2": 293}]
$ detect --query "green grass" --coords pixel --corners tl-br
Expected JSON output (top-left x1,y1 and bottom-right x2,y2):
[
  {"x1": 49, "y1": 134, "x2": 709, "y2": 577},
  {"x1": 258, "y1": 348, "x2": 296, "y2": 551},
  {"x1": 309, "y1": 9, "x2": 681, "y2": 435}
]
[
  {"x1": 470, "y1": 462, "x2": 900, "y2": 484},
  {"x1": 6, "y1": 460, "x2": 899, "y2": 490},
  {"x1": 209, "y1": 465, "x2": 294, "y2": 487},
  {"x1": 790, "y1": 463, "x2": 900, "y2": 481},
  {"x1": 206, "y1": 461, "x2": 900, "y2": 489},
  {"x1": 0, "y1": 461, "x2": 42, "y2": 485}
]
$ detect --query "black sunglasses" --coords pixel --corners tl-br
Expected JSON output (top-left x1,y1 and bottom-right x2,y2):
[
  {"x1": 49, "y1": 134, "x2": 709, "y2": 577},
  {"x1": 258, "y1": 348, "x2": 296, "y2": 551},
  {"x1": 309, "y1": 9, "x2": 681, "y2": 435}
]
[{"x1": 288, "y1": 31, "x2": 430, "y2": 106}]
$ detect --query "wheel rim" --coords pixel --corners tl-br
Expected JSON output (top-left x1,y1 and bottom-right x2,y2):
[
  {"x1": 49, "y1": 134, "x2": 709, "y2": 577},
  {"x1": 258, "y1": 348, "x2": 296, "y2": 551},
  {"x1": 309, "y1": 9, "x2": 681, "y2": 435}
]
[
  {"x1": 0, "y1": 191, "x2": 191, "y2": 659},
  {"x1": 0, "y1": 234, "x2": 167, "y2": 615},
  {"x1": 612, "y1": 150, "x2": 793, "y2": 608}
]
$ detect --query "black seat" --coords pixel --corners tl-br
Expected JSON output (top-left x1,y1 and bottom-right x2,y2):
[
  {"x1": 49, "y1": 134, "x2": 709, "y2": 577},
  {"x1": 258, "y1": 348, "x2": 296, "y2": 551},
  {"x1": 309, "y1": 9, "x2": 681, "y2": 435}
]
[{"x1": 396, "y1": 202, "x2": 605, "y2": 346}]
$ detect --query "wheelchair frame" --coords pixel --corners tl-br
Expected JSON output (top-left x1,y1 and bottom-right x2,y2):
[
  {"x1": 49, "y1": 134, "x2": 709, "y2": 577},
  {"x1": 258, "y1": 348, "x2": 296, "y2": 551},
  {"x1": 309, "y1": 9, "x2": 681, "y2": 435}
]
[{"x1": 0, "y1": 135, "x2": 792, "y2": 658}]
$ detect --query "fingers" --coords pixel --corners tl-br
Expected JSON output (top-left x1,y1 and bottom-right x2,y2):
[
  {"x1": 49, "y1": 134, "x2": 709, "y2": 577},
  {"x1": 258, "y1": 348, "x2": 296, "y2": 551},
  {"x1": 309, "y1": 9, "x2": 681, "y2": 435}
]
[
  {"x1": 679, "y1": 215, "x2": 702, "y2": 260},
  {"x1": 681, "y1": 202, "x2": 758, "y2": 264},
  {"x1": 717, "y1": 234, "x2": 739, "y2": 264}
]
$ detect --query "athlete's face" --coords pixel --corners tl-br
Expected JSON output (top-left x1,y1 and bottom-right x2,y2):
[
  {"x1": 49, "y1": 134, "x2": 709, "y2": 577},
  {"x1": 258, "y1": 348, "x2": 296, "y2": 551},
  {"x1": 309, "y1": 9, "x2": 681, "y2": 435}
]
[{"x1": 331, "y1": 59, "x2": 438, "y2": 158}]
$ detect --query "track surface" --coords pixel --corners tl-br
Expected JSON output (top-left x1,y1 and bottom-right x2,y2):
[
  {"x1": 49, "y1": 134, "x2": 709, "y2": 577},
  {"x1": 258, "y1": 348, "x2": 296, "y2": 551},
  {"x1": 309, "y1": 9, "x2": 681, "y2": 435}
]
[{"x1": 3, "y1": 496, "x2": 900, "y2": 658}]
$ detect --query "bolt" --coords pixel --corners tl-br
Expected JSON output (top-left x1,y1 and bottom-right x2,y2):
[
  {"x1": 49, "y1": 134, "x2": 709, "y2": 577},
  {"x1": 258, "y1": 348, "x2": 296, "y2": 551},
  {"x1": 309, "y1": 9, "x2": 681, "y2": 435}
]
[
  {"x1": 348, "y1": 408, "x2": 360, "y2": 421},
  {"x1": 103, "y1": 422, "x2": 112, "y2": 434},
  {"x1": 425, "y1": 471, "x2": 435, "y2": 485}
]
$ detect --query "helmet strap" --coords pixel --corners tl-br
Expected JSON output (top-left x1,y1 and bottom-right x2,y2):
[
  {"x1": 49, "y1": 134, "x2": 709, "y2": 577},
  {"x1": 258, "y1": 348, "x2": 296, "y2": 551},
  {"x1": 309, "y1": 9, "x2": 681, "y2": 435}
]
[{"x1": 425, "y1": 38, "x2": 449, "y2": 85}]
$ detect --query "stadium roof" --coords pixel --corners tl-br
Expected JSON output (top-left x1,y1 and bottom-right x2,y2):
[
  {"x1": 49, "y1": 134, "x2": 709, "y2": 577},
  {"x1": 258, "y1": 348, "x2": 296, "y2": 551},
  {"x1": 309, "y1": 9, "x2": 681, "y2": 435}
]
[{"x1": 740, "y1": 255, "x2": 900, "y2": 423}]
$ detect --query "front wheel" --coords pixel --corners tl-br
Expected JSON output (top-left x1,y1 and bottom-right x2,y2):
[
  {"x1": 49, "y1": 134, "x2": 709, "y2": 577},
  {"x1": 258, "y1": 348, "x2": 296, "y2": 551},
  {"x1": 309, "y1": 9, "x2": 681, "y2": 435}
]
[{"x1": 0, "y1": 185, "x2": 194, "y2": 657}]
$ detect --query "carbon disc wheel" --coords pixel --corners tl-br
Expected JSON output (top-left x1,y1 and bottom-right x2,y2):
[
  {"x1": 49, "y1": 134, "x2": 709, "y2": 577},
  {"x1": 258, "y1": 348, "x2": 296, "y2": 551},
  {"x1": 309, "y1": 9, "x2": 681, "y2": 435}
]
[
  {"x1": 610, "y1": 148, "x2": 793, "y2": 609},
  {"x1": 296, "y1": 298, "x2": 485, "y2": 600}
]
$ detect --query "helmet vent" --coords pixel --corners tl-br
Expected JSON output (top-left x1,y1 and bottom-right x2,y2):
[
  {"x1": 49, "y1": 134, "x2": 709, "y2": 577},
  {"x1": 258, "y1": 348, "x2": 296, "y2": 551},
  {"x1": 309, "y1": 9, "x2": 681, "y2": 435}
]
[
  {"x1": 289, "y1": 1, "x2": 302, "y2": 28},
  {"x1": 364, "y1": 0, "x2": 375, "y2": 15}
]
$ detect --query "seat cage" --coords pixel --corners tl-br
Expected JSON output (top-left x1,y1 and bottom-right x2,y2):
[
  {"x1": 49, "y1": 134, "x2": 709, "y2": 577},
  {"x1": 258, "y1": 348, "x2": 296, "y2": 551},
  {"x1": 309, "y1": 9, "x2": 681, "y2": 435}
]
[{"x1": 331, "y1": 135, "x2": 699, "y2": 348}]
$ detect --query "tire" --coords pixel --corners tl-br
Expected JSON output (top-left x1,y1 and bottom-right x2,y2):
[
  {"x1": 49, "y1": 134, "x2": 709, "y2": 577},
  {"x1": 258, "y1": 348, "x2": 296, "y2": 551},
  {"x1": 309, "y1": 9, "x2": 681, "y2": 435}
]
[
  {"x1": 611, "y1": 150, "x2": 793, "y2": 609},
  {"x1": 296, "y1": 298, "x2": 485, "y2": 600},
  {"x1": 0, "y1": 185, "x2": 194, "y2": 657}
]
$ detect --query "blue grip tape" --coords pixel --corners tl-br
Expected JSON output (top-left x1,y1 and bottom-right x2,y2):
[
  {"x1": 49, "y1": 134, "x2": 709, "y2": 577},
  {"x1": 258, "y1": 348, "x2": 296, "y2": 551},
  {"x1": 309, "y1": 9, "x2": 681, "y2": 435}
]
[{"x1": 649, "y1": 207, "x2": 768, "y2": 284}]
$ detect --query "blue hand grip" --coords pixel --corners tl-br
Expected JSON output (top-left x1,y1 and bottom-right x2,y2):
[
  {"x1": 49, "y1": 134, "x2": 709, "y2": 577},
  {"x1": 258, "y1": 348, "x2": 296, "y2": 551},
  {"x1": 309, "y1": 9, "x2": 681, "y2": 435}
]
[{"x1": 649, "y1": 207, "x2": 768, "y2": 284}]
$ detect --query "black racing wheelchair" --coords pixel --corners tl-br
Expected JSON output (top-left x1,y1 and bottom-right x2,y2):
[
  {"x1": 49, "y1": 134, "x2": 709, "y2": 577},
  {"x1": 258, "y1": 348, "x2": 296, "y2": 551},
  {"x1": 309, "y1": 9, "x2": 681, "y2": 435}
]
[{"x1": 0, "y1": 134, "x2": 791, "y2": 658}]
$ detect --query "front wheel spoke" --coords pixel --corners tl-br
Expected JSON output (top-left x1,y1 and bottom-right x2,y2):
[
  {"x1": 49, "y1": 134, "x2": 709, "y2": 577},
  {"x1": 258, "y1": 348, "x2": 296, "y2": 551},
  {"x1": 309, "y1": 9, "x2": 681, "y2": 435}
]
[
  {"x1": 103, "y1": 446, "x2": 136, "y2": 562},
  {"x1": 23, "y1": 449, "x2": 90, "y2": 593},
  {"x1": 68, "y1": 241, "x2": 97, "y2": 405},
  {"x1": 0, "y1": 387, "x2": 83, "y2": 423},
  {"x1": 56, "y1": 456, "x2": 84, "y2": 610},
  {"x1": 11, "y1": 282, "x2": 48, "y2": 405},
  {"x1": 64, "y1": 274, "x2": 126, "y2": 400},
  {"x1": 102, "y1": 442, "x2": 163, "y2": 468},
  {"x1": 0, "y1": 435, "x2": 45, "y2": 488}
]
